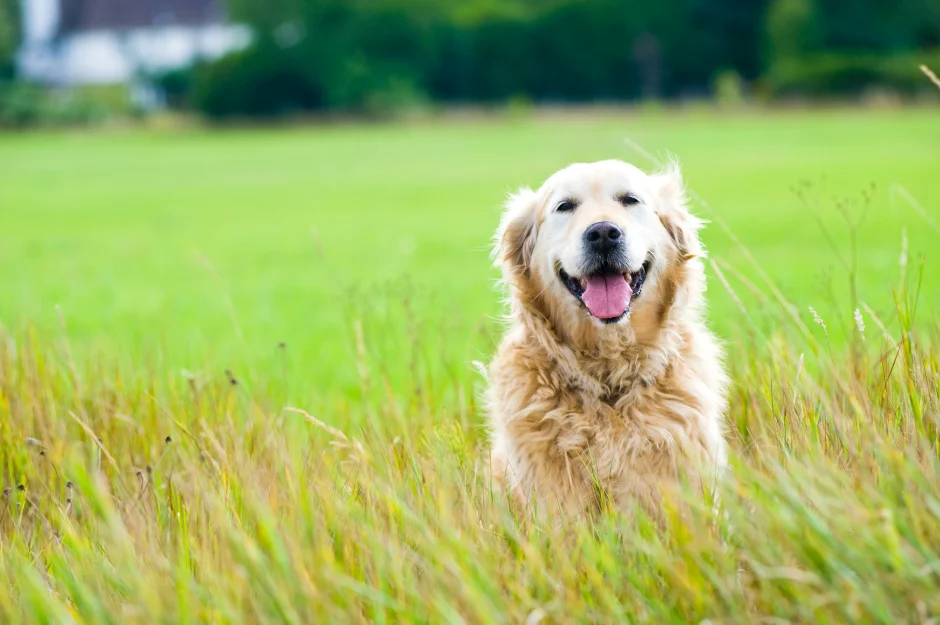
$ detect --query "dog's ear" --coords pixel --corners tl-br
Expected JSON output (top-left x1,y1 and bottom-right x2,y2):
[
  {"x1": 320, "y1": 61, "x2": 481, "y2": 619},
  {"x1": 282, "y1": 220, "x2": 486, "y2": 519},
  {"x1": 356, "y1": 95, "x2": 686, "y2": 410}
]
[
  {"x1": 650, "y1": 162, "x2": 702, "y2": 263},
  {"x1": 494, "y1": 187, "x2": 539, "y2": 277}
]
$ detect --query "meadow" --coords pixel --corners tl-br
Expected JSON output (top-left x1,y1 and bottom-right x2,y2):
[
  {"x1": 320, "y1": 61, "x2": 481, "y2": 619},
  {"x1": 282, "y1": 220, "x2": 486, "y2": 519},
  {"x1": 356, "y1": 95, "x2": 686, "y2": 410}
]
[{"x1": 1, "y1": 107, "x2": 940, "y2": 622}]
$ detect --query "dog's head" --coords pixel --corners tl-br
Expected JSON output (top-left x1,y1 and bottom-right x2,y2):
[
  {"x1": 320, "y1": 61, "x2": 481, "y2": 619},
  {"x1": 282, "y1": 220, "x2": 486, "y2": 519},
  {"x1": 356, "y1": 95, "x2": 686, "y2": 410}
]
[{"x1": 495, "y1": 159, "x2": 704, "y2": 345}]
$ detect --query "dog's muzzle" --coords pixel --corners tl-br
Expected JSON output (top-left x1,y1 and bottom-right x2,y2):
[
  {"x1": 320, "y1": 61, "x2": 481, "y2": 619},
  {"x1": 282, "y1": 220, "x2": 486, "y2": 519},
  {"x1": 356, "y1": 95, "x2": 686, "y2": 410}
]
[{"x1": 557, "y1": 221, "x2": 651, "y2": 323}]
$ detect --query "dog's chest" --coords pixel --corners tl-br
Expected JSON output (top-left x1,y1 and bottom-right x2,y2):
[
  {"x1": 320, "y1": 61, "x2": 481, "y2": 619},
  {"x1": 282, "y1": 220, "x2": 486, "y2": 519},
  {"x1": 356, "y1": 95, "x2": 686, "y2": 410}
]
[
  {"x1": 551, "y1": 385, "x2": 649, "y2": 447},
  {"x1": 549, "y1": 378, "x2": 708, "y2": 466}
]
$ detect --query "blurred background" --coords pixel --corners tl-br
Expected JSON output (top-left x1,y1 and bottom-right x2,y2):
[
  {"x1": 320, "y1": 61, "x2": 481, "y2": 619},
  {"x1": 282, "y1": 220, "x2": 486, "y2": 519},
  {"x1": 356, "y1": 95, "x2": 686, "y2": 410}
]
[
  {"x1": 2, "y1": 0, "x2": 939, "y2": 123},
  {"x1": 1, "y1": 0, "x2": 939, "y2": 403}
]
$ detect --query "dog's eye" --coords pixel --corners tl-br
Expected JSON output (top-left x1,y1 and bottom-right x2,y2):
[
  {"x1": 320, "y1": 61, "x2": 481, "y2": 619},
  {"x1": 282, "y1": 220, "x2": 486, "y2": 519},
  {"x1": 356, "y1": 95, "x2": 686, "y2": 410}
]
[
  {"x1": 555, "y1": 199, "x2": 578, "y2": 213},
  {"x1": 617, "y1": 193, "x2": 640, "y2": 207}
]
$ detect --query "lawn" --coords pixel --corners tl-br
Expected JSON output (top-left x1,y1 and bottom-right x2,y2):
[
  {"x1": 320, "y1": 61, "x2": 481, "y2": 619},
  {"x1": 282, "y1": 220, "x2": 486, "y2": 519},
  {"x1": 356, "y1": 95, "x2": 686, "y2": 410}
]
[
  {"x1": 2, "y1": 107, "x2": 940, "y2": 623},
  {"x1": 1, "y1": 107, "x2": 938, "y2": 399}
]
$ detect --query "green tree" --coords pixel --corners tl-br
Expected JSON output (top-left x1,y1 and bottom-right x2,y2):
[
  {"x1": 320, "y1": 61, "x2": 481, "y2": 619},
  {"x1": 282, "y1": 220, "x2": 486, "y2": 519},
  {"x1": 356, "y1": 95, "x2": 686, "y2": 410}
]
[
  {"x1": 0, "y1": 0, "x2": 20, "y2": 80},
  {"x1": 765, "y1": 0, "x2": 821, "y2": 66},
  {"x1": 197, "y1": 0, "x2": 940, "y2": 118}
]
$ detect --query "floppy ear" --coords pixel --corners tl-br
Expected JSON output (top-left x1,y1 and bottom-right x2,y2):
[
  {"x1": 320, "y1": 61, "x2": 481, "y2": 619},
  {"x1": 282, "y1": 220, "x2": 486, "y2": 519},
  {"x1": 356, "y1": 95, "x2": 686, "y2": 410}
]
[
  {"x1": 650, "y1": 163, "x2": 703, "y2": 263},
  {"x1": 493, "y1": 187, "x2": 539, "y2": 278}
]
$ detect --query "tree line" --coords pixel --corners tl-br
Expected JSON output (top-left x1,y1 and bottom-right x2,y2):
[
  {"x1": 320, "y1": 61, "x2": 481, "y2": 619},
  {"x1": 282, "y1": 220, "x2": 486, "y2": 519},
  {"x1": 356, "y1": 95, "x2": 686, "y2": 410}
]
[
  {"x1": 3, "y1": 0, "x2": 940, "y2": 122},
  {"x1": 186, "y1": 0, "x2": 939, "y2": 118}
]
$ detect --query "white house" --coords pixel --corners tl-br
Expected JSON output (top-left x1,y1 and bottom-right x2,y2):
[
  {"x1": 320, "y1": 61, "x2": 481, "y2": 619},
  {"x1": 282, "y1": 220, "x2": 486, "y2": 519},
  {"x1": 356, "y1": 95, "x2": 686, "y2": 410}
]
[{"x1": 18, "y1": 0, "x2": 251, "y2": 86}]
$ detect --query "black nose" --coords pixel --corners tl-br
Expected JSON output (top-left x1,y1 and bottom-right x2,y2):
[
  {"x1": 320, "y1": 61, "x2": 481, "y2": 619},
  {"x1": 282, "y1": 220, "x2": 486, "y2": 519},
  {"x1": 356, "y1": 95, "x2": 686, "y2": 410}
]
[{"x1": 584, "y1": 221, "x2": 623, "y2": 254}]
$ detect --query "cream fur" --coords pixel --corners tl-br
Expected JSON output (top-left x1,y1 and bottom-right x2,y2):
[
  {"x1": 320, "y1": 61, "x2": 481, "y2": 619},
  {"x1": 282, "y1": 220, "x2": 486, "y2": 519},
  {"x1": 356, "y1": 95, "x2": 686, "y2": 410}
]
[{"x1": 487, "y1": 160, "x2": 728, "y2": 520}]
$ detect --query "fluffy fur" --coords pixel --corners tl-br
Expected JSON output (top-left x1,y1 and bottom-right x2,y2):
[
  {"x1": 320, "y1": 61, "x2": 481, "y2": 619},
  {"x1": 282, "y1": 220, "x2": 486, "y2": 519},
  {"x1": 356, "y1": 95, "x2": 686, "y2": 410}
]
[{"x1": 486, "y1": 160, "x2": 728, "y2": 520}]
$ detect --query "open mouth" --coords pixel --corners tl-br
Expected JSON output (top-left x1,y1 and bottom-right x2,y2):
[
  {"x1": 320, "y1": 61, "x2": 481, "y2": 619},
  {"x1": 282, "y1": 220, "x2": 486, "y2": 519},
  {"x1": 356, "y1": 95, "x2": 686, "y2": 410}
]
[{"x1": 559, "y1": 260, "x2": 651, "y2": 324}]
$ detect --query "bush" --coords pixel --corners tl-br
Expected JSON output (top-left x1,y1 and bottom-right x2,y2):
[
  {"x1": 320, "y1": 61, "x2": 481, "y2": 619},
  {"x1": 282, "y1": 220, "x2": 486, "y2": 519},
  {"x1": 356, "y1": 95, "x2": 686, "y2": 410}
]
[
  {"x1": 191, "y1": 0, "x2": 760, "y2": 119},
  {"x1": 712, "y1": 69, "x2": 746, "y2": 107},
  {"x1": 0, "y1": 0, "x2": 19, "y2": 81},
  {"x1": 182, "y1": 0, "x2": 940, "y2": 118},
  {"x1": 191, "y1": 46, "x2": 435, "y2": 121},
  {"x1": 153, "y1": 67, "x2": 196, "y2": 110},
  {"x1": 764, "y1": 0, "x2": 822, "y2": 66},
  {"x1": 0, "y1": 81, "x2": 44, "y2": 127},
  {"x1": 0, "y1": 82, "x2": 112, "y2": 129},
  {"x1": 191, "y1": 46, "x2": 325, "y2": 119},
  {"x1": 766, "y1": 51, "x2": 940, "y2": 97}
]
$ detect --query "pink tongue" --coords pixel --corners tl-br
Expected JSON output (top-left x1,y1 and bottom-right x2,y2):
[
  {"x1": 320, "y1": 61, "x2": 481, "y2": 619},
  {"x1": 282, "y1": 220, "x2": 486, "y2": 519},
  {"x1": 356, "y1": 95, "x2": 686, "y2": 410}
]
[{"x1": 582, "y1": 274, "x2": 632, "y2": 319}]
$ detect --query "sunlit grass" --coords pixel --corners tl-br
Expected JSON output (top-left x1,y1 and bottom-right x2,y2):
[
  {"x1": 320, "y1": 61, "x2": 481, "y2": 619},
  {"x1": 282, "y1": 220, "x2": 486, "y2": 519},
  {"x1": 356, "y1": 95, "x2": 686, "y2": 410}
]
[
  {"x1": 1, "y1": 107, "x2": 939, "y2": 396},
  {"x1": 2, "y1": 245, "x2": 939, "y2": 622},
  {"x1": 2, "y1": 108, "x2": 940, "y2": 622}
]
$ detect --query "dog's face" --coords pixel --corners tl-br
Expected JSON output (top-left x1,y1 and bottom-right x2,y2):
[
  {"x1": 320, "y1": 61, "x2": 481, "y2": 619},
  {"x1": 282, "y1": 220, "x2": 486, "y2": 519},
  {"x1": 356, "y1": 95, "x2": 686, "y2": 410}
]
[{"x1": 496, "y1": 160, "x2": 702, "y2": 340}]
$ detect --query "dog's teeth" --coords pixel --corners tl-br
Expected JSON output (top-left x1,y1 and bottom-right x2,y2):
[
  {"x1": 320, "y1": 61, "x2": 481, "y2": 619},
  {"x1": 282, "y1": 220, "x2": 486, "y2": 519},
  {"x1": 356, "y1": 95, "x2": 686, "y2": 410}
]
[{"x1": 579, "y1": 278, "x2": 587, "y2": 289}]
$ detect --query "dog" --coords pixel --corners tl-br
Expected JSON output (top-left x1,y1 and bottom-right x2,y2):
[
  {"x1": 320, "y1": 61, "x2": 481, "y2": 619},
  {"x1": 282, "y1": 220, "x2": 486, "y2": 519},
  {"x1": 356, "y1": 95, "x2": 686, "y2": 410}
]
[{"x1": 486, "y1": 159, "x2": 727, "y2": 520}]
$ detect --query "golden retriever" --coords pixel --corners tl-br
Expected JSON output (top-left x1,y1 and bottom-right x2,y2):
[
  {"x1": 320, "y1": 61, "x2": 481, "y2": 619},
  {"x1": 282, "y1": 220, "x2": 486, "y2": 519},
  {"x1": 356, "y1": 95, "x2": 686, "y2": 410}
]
[{"x1": 486, "y1": 160, "x2": 727, "y2": 519}]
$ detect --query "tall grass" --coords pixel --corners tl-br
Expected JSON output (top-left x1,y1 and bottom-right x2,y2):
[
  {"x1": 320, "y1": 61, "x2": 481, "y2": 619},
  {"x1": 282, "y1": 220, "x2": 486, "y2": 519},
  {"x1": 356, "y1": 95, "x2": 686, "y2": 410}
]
[
  {"x1": 2, "y1": 273, "x2": 937, "y2": 621},
  {"x1": 2, "y1": 197, "x2": 940, "y2": 623}
]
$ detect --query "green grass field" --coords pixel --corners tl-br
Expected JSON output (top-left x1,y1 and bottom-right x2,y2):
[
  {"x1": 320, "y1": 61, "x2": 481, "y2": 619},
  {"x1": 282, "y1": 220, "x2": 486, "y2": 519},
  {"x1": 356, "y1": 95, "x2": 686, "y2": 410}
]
[
  {"x1": 2, "y1": 108, "x2": 939, "y2": 395},
  {"x1": 2, "y1": 107, "x2": 940, "y2": 623}
]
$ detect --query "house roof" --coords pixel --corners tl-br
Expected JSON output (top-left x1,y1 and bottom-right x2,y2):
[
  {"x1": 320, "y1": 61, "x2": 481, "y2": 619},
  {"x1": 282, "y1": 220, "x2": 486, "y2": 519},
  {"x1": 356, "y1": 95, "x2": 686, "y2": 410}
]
[{"x1": 58, "y1": 0, "x2": 226, "y2": 34}]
